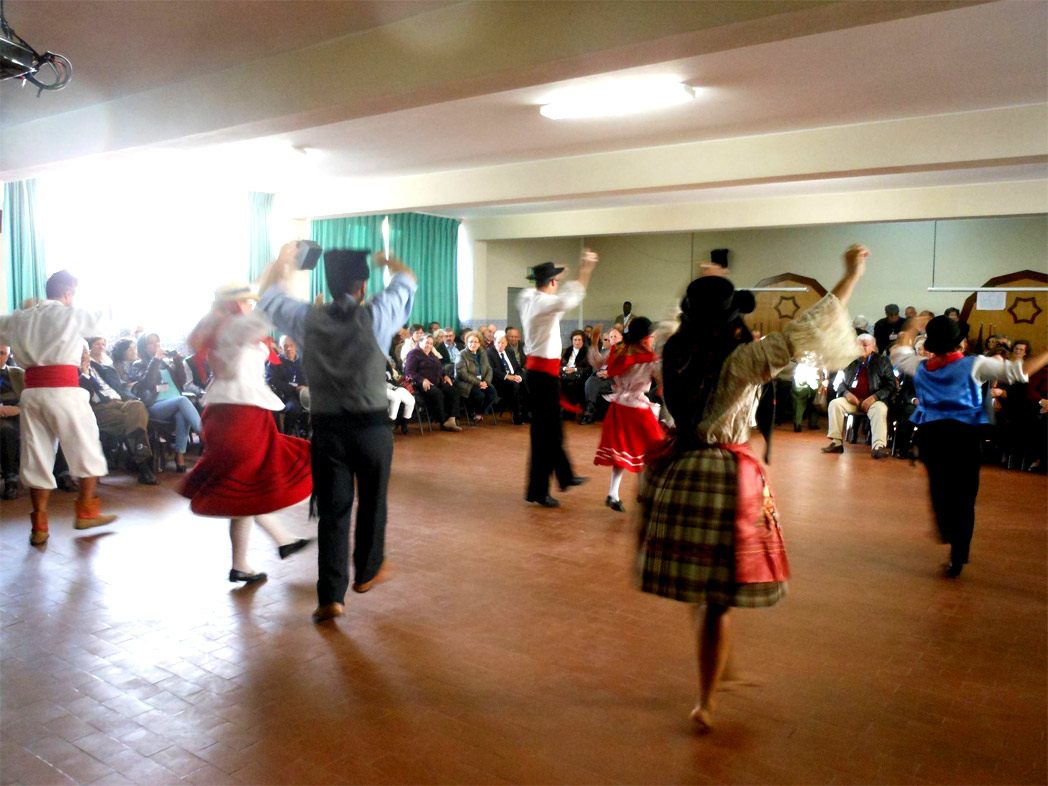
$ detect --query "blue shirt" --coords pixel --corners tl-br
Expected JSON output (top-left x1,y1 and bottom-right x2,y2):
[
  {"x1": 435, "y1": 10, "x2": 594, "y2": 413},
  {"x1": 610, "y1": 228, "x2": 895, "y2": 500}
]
[{"x1": 259, "y1": 273, "x2": 417, "y2": 358}]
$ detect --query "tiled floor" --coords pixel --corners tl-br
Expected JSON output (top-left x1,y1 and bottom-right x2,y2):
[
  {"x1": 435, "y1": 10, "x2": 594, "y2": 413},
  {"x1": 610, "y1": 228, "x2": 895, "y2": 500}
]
[{"x1": 2, "y1": 422, "x2": 1045, "y2": 785}]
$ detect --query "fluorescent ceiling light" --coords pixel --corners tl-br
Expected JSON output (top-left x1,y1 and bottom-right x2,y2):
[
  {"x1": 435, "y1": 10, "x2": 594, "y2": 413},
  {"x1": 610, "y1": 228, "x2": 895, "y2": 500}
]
[{"x1": 540, "y1": 77, "x2": 697, "y2": 120}]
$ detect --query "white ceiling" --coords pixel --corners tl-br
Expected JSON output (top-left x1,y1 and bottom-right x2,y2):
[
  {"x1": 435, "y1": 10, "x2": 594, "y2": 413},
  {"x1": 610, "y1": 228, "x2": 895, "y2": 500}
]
[{"x1": 1, "y1": 0, "x2": 1046, "y2": 225}]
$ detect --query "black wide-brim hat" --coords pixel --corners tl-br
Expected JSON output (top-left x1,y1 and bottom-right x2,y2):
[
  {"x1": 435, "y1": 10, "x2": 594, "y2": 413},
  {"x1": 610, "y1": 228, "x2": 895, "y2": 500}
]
[
  {"x1": 680, "y1": 276, "x2": 755, "y2": 326},
  {"x1": 324, "y1": 249, "x2": 371, "y2": 297},
  {"x1": 527, "y1": 261, "x2": 565, "y2": 284},
  {"x1": 924, "y1": 315, "x2": 969, "y2": 354}
]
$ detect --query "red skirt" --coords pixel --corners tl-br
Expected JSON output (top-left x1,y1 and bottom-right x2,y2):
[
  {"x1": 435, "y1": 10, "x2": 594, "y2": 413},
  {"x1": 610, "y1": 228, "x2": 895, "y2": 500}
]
[
  {"x1": 594, "y1": 402, "x2": 665, "y2": 473},
  {"x1": 180, "y1": 404, "x2": 312, "y2": 517}
]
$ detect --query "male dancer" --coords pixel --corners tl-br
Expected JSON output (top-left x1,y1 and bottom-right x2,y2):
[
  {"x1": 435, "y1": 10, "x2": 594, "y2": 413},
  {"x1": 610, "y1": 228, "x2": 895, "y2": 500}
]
[
  {"x1": 0, "y1": 270, "x2": 116, "y2": 545},
  {"x1": 258, "y1": 244, "x2": 416, "y2": 622},
  {"x1": 517, "y1": 249, "x2": 597, "y2": 507}
]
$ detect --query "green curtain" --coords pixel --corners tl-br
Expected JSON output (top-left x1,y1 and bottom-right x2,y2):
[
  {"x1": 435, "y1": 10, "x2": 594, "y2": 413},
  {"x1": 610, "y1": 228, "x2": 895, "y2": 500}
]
[
  {"x1": 3, "y1": 179, "x2": 47, "y2": 312},
  {"x1": 388, "y1": 212, "x2": 459, "y2": 329},
  {"x1": 248, "y1": 191, "x2": 275, "y2": 281},
  {"x1": 309, "y1": 215, "x2": 386, "y2": 302}
]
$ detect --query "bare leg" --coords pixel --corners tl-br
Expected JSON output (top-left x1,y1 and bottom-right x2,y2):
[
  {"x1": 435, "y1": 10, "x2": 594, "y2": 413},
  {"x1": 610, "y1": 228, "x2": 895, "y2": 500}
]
[
  {"x1": 690, "y1": 602, "x2": 732, "y2": 731},
  {"x1": 78, "y1": 476, "x2": 98, "y2": 503},
  {"x1": 30, "y1": 487, "x2": 49, "y2": 514}
]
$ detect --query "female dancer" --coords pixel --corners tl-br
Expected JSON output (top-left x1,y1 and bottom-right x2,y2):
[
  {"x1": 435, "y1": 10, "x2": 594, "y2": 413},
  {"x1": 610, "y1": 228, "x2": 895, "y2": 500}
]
[
  {"x1": 891, "y1": 317, "x2": 1047, "y2": 576},
  {"x1": 638, "y1": 247, "x2": 867, "y2": 732},
  {"x1": 588, "y1": 317, "x2": 663, "y2": 512},
  {"x1": 181, "y1": 283, "x2": 313, "y2": 583}
]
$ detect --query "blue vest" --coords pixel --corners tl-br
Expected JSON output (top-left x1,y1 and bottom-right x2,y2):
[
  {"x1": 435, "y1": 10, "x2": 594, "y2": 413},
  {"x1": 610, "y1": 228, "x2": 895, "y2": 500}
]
[{"x1": 912, "y1": 355, "x2": 987, "y2": 426}]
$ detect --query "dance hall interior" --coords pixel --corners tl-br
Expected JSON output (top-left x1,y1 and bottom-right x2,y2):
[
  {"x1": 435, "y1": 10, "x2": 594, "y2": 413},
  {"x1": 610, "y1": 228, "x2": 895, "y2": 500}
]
[{"x1": 1, "y1": 2, "x2": 1046, "y2": 784}]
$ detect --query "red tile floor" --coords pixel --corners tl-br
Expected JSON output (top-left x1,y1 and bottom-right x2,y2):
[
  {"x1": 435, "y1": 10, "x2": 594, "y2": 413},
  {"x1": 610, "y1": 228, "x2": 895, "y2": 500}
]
[{"x1": 2, "y1": 422, "x2": 1045, "y2": 785}]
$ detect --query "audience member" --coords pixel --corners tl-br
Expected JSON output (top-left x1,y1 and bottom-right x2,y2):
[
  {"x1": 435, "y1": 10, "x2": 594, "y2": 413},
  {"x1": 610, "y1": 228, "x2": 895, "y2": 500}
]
[
  {"x1": 384, "y1": 359, "x2": 415, "y2": 434},
  {"x1": 505, "y1": 326, "x2": 526, "y2": 367},
  {"x1": 88, "y1": 336, "x2": 111, "y2": 366},
  {"x1": 852, "y1": 315, "x2": 869, "y2": 336},
  {"x1": 560, "y1": 329, "x2": 592, "y2": 409},
  {"x1": 1, "y1": 344, "x2": 21, "y2": 499},
  {"x1": 455, "y1": 331, "x2": 496, "y2": 420},
  {"x1": 615, "y1": 301, "x2": 634, "y2": 329},
  {"x1": 131, "y1": 333, "x2": 202, "y2": 471},
  {"x1": 399, "y1": 324, "x2": 425, "y2": 365},
  {"x1": 791, "y1": 358, "x2": 824, "y2": 432},
  {"x1": 266, "y1": 335, "x2": 310, "y2": 437},
  {"x1": 482, "y1": 324, "x2": 497, "y2": 349},
  {"x1": 439, "y1": 327, "x2": 460, "y2": 365},
  {"x1": 904, "y1": 306, "x2": 917, "y2": 320},
  {"x1": 428, "y1": 321, "x2": 440, "y2": 334},
  {"x1": 78, "y1": 346, "x2": 158, "y2": 485},
  {"x1": 944, "y1": 307, "x2": 961, "y2": 320},
  {"x1": 405, "y1": 334, "x2": 462, "y2": 431},
  {"x1": 873, "y1": 303, "x2": 904, "y2": 353},
  {"x1": 487, "y1": 330, "x2": 526, "y2": 424},
  {"x1": 580, "y1": 326, "x2": 622, "y2": 425},
  {"x1": 822, "y1": 333, "x2": 896, "y2": 458},
  {"x1": 110, "y1": 338, "x2": 138, "y2": 385}
]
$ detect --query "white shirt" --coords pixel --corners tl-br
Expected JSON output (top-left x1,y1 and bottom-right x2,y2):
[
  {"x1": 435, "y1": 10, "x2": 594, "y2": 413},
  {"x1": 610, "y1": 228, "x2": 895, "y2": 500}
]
[
  {"x1": 565, "y1": 347, "x2": 580, "y2": 368},
  {"x1": 0, "y1": 300, "x2": 103, "y2": 367},
  {"x1": 399, "y1": 338, "x2": 420, "y2": 363},
  {"x1": 516, "y1": 281, "x2": 586, "y2": 361},
  {"x1": 203, "y1": 312, "x2": 285, "y2": 411},
  {"x1": 891, "y1": 346, "x2": 1028, "y2": 385}
]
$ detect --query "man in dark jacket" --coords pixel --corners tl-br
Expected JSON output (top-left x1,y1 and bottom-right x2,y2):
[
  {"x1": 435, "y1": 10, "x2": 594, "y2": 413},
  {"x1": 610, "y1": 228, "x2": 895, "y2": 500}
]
[
  {"x1": 873, "y1": 303, "x2": 905, "y2": 354},
  {"x1": 486, "y1": 330, "x2": 527, "y2": 424},
  {"x1": 266, "y1": 335, "x2": 309, "y2": 436},
  {"x1": 821, "y1": 333, "x2": 897, "y2": 458},
  {"x1": 80, "y1": 341, "x2": 157, "y2": 484}
]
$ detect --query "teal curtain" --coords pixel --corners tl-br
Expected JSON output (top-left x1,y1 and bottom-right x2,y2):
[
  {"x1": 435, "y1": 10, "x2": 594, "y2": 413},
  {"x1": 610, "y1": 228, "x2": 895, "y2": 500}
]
[
  {"x1": 388, "y1": 212, "x2": 459, "y2": 330},
  {"x1": 248, "y1": 191, "x2": 275, "y2": 281},
  {"x1": 3, "y1": 179, "x2": 47, "y2": 312},
  {"x1": 309, "y1": 215, "x2": 385, "y2": 302}
]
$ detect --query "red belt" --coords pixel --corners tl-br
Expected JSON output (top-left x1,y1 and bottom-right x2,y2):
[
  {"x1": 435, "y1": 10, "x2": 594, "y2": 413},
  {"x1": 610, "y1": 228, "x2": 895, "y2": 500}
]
[
  {"x1": 25, "y1": 366, "x2": 80, "y2": 388},
  {"x1": 525, "y1": 356, "x2": 560, "y2": 376}
]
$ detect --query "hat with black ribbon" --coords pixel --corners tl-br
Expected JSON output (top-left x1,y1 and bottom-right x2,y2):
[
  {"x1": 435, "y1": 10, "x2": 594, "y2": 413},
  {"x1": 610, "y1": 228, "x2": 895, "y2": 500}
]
[
  {"x1": 679, "y1": 276, "x2": 755, "y2": 327},
  {"x1": 527, "y1": 262, "x2": 565, "y2": 286}
]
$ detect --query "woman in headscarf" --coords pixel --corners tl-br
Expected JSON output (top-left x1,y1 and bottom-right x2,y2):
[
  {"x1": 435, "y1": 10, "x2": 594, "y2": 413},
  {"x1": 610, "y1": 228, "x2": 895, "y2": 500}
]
[
  {"x1": 587, "y1": 317, "x2": 663, "y2": 512},
  {"x1": 637, "y1": 247, "x2": 868, "y2": 732},
  {"x1": 180, "y1": 283, "x2": 313, "y2": 583}
]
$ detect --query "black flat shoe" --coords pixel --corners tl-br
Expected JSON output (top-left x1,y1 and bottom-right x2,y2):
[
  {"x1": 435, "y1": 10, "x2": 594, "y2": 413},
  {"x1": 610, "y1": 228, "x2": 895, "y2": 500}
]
[
  {"x1": 229, "y1": 569, "x2": 267, "y2": 583},
  {"x1": 609, "y1": 499, "x2": 626, "y2": 513},
  {"x1": 526, "y1": 495, "x2": 560, "y2": 508},
  {"x1": 175, "y1": 464, "x2": 188, "y2": 474},
  {"x1": 604, "y1": 495, "x2": 614, "y2": 507},
  {"x1": 278, "y1": 538, "x2": 313, "y2": 560},
  {"x1": 56, "y1": 475, "x2": 78, "y2": 493},
  {"x1": 563, "y1": 476, "x2": 588, "y2": 489}
]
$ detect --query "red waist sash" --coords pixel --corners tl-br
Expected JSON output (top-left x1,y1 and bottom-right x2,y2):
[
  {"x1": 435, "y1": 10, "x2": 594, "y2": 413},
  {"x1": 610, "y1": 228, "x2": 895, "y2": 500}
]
[
  {"x1": 525, "y1": 356, "x2": 560, "y2": 376},
  {"x1": 25, "y1": 365, "x2": 79, "y2": 388},
  {"x1": 717, "y1": 442, "x2": 790, "y2": 584}
]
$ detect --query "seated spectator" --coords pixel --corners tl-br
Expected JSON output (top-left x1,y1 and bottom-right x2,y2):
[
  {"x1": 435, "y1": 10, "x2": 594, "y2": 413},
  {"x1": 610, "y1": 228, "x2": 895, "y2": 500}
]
[
  {"x1": 944, "y1": 307, "x2": 961, "y2": 321},
  {"x1": 385, "y1": 359, "x2": 416, "y2": 434},
  {"x1": 110, "y1": 338, "x2": 138, "y2": 385},
  {"x1": 266, "y1": 335, "x2": 310, "y2": 437},
  {"x1": 405, "y1": 335, "x2": 462, "y2": 431},
  {"x1": 505, "y1": 326, "x2": 526, "y2": 368},
  {"x1": 131, "y1": 333, "x2": 202, "y2": 472},
  {"x1": 560, "y1": 329, "x2": 592, "y2": 410},
  {"x1": 873, "y1": 304, "x2": 904, "y2": 353},
  {"x1": 399, "y1": 324, "x2": 426, "y2": 365},
  {"x1": 88, "y1": 336, "x2": 112, "y2": 367},
  {"x1": 852, "y1": 315, "x2": 869, "y2": 336},
  {"x1": 904, "y1": 306, "x2": 917, "y2": 320},
  {"x1": 821, "y1": 333, "x2": 897, "y2": 458},
  {"x1": 428, "y1": 321, "x2": 441, "y2": 335},
  {"x1": 486, "y1": 330, "x2": 527, "y2": 424},
  {"x1": 482, "y1": 324, "x2": 497, "y2": 349},
  {"x1": 183, "y1": 351, "x2": 212, "y2": 399},
  {"x1": 439, "y1": 327, "x2": 460, "y2": 366},
  {"x1": 455, "y1": 331, "x2": 496, "y2": 420},
  {"x1": 79, "y1": 346, "x2": 158, "y2": 485},
  {"x1": 791, "y1": 358, "x2": 825, "y2": 432},
  {"x1": 580, "y1": 326, "x2": 622, "y2": 424}
]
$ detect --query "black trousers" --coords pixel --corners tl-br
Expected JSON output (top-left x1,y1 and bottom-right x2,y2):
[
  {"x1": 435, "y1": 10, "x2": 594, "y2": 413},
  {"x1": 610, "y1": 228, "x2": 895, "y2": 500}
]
[
  {"x1": 917, "y1": 419, "x2": 981, "y2": 565},
  {"x1": 524, "y1": 369, "x2": 574, "y2": 499},
  {"x1": 417, "y1": 382, "x2": 460, "y2": 423},
  {"x1": 311, "y1": 413, "x2": 393, "y2": 605}
]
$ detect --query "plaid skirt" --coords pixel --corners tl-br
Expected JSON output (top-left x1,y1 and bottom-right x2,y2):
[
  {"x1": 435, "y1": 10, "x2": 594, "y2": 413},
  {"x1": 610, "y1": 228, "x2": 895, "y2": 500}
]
[{"x1": 636, "y1": 446, "x2": 787, "y2": 607}]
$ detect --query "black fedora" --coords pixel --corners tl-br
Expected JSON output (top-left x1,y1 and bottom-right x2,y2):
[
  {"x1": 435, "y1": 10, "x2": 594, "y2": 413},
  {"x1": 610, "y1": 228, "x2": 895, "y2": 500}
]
[
  {"x1": 527, "y1": 262, "x2": 565, "y2": 285},
  {"x1": 324, "y1": 249, "x2": 370, "y2": 298},
  {"x1": 924, "y1": 315, "x2": 969, "y2": 354},
  {"x1": 680, "y1": 276, "x2": 755, "y2": 326}
]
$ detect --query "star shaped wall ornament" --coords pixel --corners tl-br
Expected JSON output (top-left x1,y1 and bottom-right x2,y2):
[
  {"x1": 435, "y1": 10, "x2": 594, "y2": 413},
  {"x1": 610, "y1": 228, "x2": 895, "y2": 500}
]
[
  {"x1": 1007, "y1": 296, "x2": 1043, "y2": 325},
  {"x1": 774, "y1": 296, "x2": 800, "y2": 321}
]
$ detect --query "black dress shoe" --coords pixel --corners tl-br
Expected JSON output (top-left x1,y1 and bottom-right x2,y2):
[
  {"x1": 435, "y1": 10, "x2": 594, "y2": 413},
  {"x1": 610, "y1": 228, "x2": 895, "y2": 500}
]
[
  {"x1": 563, "y1": 476, "x2": 588, "y2": 489},
  {"x1": 2, "y1": 479, "x2": 18, "y2": 500},
  {"x1": 229, "y1": 569, "x2": 267, "y2": 583},
  {"x1": 55, "y1": 474, "x2": 78, "y2": 493},
  {"x1": 278, "y1": 538, "x2": 314, "y2": 560},
  {"x1": 175, "y1": 464, "x2": 188, "y2": 474},
  {"x1": 793, "y1": 424, "x2": 803, "y2": 433},
  {"x1": 136, "y1": 464, "x2": 159, "y2": 486},
  {"x1": 400, "y1": 422, "x2": 409, "y2": 435},
  {"x1": 609, "y1": 499, "x2": 626, "y2": 513},
  {"x1": 943, "y1": 561, "x2": 963, "y2": 578},
  {"x1": 526, "y1": 495, "x2": 560, "y2": 508}
]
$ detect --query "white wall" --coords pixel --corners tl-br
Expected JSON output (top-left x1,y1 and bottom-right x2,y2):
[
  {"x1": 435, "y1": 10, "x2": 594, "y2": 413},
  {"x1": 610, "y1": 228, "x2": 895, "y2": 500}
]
[{"x1": 473, "y1": 216, "x2": 1048, "y2": 326}]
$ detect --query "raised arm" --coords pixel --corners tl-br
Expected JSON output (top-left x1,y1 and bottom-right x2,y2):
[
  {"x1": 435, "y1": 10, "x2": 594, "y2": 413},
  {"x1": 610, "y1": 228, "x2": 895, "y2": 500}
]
[{"x1": 829, "y1": 244, "x2": 868, "y2": 308}]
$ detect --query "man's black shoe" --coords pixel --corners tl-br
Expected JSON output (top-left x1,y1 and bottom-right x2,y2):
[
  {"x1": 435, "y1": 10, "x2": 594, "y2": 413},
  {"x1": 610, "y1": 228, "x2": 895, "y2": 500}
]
[
  {"x1": 526, "y1": 495, "x2": 560, "y2": 508},
  {"x1": 136, "y1": 463, "x2": 159, "y2": 486},
  {"x1": 563, "y1": 476, "x2": 588, "y2": 489},
  {"x1": 55, "y1": 474, "x2": 78, "y2": 492}
]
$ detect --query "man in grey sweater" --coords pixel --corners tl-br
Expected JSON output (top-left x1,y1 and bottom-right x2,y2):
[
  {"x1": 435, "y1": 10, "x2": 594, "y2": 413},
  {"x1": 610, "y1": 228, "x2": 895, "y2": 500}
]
[{"x1": 259, "y1": 244, "x2": 416, "y2": 622}]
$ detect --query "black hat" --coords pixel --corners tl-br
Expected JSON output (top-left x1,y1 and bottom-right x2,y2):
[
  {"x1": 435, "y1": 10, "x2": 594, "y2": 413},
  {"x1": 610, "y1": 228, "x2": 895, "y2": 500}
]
[
  {"x1": 924, "y1": 315, "x2": 969, "y2": 354},
  {"x1": 885, "y1": 303, "x2": 900, "y2": 315},
  {"x1": 680, "y1": 276, "x2": 755, "y2": 326},
  {"x1": 623, "y1": 316, "x2": 653, "y2": 344},
  {"x1": 527, "y1": 262, "x2": 564, "y2": 286},
  {"x1": 324, "y1": 249, "x2": 370, "y2": 298}
]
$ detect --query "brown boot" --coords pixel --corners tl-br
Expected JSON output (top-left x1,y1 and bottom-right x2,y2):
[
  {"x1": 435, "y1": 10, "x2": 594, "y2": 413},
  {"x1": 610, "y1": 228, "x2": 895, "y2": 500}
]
[
  {"x1": 30, "y1": 511, "x2": 49, "y2": 545},
  {"x1": 74, "y1": 498, "x2": 117, "y2": 530},
  {"x1": 440, "y1": 417, "x2": 462, "y2": 433}
]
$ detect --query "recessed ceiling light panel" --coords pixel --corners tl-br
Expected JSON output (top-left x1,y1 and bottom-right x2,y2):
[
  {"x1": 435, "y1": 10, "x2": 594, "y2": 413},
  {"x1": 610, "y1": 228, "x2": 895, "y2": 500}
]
[{"x1": 539, "y1": 77, "x2": 697, "y2": 120}]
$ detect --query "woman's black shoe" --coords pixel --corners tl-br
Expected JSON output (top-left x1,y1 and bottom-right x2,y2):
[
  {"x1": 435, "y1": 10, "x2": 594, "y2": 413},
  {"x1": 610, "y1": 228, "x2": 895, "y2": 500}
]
[
  {"x1": 609, "y1": 499, "x2": 626, "y2": 513},
  {"x1": 229, "y1": 569, "x2": 267, "y2": 583},
  {"x1": 175, "y1": 464, "x2": 187, "y2": 474},
  {"x1": 278, "y1": 538, "x2": 313, "y2": 560},
  {"x1": 400, "y1": 421, "x2": 409, "y2": 435}
]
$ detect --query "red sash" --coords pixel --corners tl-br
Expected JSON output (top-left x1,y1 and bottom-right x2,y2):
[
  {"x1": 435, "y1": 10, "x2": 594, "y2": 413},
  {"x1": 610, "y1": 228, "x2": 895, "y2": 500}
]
[
  {"x1": 525, "y1": 356, "x2": 560, "y2": 376},
  {"x1": 25, "y1": 366, "x2": 79, "y2": 388},
  {"x1": 717, "y1": 442, "x2": 790, "y2": 584}
]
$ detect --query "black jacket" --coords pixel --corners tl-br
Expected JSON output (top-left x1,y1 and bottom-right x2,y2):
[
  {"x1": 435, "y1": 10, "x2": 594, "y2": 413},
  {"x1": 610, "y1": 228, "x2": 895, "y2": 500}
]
[
  {"x1": 130, "y1": 356, "x2": 187, "y2": 407},
  {"x1": 80, "y1": 360, "x2": 139, "y2": 403},
  {"x1": 560, "y1": 346, "x2": 592, "y2": 381},
  {"x1": 834, "y1": 353, "x2": 896, "y2": 402},
  {"x1": 486, "y1": 346, "x2": 522, "y2": 380},
  {"x1": 266, "y1": 354, "x2": 307, "y2": 403}
]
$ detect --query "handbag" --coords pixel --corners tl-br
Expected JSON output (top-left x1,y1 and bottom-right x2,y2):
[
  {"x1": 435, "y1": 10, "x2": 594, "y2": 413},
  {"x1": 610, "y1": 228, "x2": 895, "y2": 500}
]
[{"x1": 398, "y1": 377, "x2": 416, "y2": 395}]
